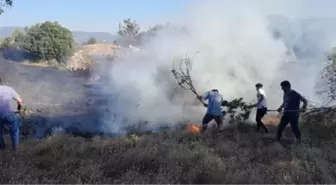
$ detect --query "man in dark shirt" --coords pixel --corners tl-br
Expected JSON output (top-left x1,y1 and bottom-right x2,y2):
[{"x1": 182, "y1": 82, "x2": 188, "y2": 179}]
[{"x1": 276, "y1": 80, "x2": 307, "y2": 144}]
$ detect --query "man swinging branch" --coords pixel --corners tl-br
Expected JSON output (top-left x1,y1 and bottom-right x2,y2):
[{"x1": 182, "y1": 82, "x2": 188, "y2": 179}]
[{"x1": 197, "y1": 89, "x2": 224, "y2": 133}]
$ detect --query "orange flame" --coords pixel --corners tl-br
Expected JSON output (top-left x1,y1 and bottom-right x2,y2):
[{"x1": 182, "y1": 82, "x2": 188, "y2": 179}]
[{"x1": 186, "y1": 124, "x2": 201, "y2": 133}]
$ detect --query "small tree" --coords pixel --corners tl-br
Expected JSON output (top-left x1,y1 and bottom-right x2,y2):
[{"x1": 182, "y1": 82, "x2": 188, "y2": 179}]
[
  {"x1": 0, "y1": 36, "x2": 12, "y2": 48},
  {"x1": 318, "y1": 47, "x2": 336, "y2": 104},
  {"x1": 20, "y1": 21, "x2": 75, "y2": 62},
  {"x1": 85, "y1": 37, "x2": 97, "y2": 45},
  {"x1": 117, "y1": 18, "x2": 140, "y2": 44},
  {"x1": 11, "y1": 29, "x2": 24, "y2": 42},
  {"x1": 0, "y1": 0, "x2": 13, "y2": 15}
]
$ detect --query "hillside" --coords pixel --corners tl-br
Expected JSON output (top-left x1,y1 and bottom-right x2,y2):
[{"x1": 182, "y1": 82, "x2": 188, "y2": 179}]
[
  {"x1": 0, "y1": 26, "x2": 118, "y2": 43},
  {"x1": 66, "y1": 43, "x2": 120, "y2": 71},
  {"x1": 1, "y1": 15, "x2": 336, "y2": 184}
]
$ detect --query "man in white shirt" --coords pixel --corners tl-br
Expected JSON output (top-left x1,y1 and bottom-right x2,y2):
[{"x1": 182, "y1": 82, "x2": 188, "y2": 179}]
[
  {"x1": 0, "y1": 77, "x2": 23, "y2": 151},
  {"x1": 197, "y1": 89, "x2": 224, "y2": 133},
  {"x1": 253, "y1": 83, "x2": 268, "y2": 133}
]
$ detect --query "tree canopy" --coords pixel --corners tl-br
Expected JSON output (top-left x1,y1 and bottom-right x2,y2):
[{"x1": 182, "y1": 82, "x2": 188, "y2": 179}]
[
  {"x1": 19, "y1": 21, "x2": 75, "y2": 62},
  {"x1": 85, "y1": 37, "x2": 97, "y2": 45},
  {"x1": 0, "y1": 0, "x2": 13, "y2": 15},
  {"x1": 117, "y1": 18, "x2": 140, "y2": 44},
  {"x1": 318, "y1": 47, "x2": 336, "y2": 104}
]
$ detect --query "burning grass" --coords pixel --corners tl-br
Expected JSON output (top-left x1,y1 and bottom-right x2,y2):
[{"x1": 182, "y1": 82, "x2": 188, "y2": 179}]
[{"x1": 1, "y1": 112, "x2": 336, "y2": 184}]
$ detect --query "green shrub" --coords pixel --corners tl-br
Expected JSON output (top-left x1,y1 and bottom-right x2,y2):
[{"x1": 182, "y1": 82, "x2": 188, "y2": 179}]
[{"x1": 20, "y1": 21, "x2": 75, "y2": 63}]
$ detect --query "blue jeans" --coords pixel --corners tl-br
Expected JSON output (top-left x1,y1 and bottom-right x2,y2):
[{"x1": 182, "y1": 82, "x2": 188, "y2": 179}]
[
  {"x1": 276, "y1": 112, "x2": 301, "y2": 141},
  {"x1": 0, "y1": 113, "x2": 22, "y2": 150}
]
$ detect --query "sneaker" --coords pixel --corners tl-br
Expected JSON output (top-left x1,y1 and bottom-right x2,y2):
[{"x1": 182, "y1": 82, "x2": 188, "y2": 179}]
[
  {"x1": 296, "y1": 139, "x2": 301, "y2": 146},
  {"x1": 201, "y1": 126, "x2": 207, "y2": 134},
  {"x1": 218, "y1": 124, "x2": 225, "y2": 131}
]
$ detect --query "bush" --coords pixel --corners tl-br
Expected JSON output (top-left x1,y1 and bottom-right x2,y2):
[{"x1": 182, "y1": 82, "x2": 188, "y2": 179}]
[
  {"x1": 0, "y1": 37, "x2": 13, "y2": 49},
  {"x1": 20, "y1": 21, "x2": 75, "y2": 63},
  {"x1": 317, "y1": 47, "x2": 336, "y2": 103},
  {"x1": 85, "y1": 37, "x2": 97, "y2": 45}
]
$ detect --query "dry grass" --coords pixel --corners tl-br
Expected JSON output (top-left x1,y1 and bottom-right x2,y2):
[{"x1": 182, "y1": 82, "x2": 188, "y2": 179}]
[
  {"x1": 1, "y1": 112, "x2": 336, "y2": 184},
  {"x1": 67, "y1": 44, "x2": 120, "y2": 71},
  {"x1": 19, "y1": 44, "x2": 120, "y2": 71}
]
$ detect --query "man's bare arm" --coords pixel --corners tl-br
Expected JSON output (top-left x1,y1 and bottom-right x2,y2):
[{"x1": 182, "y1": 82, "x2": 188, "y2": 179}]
[
  {"x1": 11, "y1": 88, "x2": 23, "y2": 110},
  {"x1": 300, "y1": 96, "x2": 308, "y2": 109},
  {"x1": 197, "y1": 92, "x2": 209, "y2": 100},
  {"x1": 13, "y1": 97, "x2": 23, "y2": 104},
  {"x1": 277, "y1": 103, "x2": 284, "y2": 112}
]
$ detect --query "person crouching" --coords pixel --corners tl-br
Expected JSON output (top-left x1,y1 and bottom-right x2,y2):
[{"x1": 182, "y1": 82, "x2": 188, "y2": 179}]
[{"x1": 0, "y1": 78, "x2": 23, "y2": 151}]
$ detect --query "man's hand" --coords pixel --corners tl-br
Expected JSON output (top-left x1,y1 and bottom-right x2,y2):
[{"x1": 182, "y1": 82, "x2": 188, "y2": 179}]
[
  {"x1": 197, "y1": 95, "x2": 202, "y2": 100},
  {"x1": 17, "y1": 103, "x2": 22, "y2": 111},
  {"x1": 251, "y1": 103, "x2": 257, "y2": 108},
  {"x1": 277, "y1": 103, "x2": 284, "y2": 113},
  {"x1": 300, "y1": 106, "x2": 307, "y2": 113},
  {"x1": 277, "y1": 107, "x2": 282, "y2": 113},
  {"x1": 221, "y1": 100, "x2": 228, "y2": 106}
]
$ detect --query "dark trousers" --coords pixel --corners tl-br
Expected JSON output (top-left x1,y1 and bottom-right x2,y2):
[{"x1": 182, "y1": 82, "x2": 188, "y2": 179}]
[
  {"x1": 276, "y1": 113, "x2": 301, "y2": 141},
  {"x1": 256, "y1": 107, "x2": 268, "y2": 132},
  {"x1": 201, "y1": 113, "x2": 223, "y2": 132}
]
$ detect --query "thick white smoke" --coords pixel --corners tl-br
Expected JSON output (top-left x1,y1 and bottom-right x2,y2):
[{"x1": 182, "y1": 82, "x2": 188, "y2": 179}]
[{"x1": 98, "y1": 0, "x2": 332, "y2": 134}]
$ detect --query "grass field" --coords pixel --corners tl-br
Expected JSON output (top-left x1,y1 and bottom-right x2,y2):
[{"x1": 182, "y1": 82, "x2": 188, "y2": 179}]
[{"x1": 0, "y1": 111, "x2": 336, "y2": 184}]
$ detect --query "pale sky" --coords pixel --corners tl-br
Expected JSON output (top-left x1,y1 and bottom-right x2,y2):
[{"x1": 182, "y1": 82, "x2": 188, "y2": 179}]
[
  {"x1": 0, "y1": 0, "x2": 191, "y2": 32},
  {"x1": 1, "y1": 0, "x2": 336, "y2": 33}
]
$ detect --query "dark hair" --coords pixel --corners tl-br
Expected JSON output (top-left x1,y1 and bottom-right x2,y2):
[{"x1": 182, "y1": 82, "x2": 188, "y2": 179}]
[
  {"x1": 280, "y1": 80, "x2": 291, "y2": 88},
  {"x1": 255, "y1": 83, "x2": 263, "y2": 88}
]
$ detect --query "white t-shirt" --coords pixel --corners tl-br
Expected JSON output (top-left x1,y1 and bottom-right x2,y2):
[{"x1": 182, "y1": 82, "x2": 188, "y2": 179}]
[
  {"x1": 256, "y1": 88, "x2": 267, "y2": 109},
  {"x1": 0, "y1": 85, "x2": 21, "y2": 116},
  {"x1": 201, "y1": 90, "x2": 223, "y2": 116}
]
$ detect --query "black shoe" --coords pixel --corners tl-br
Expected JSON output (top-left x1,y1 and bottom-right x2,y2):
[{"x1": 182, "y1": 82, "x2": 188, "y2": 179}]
[
  {"x1": 201, "y1": 126, "x2": 207, "y2": 134},
  {"x1": 296, "y1": 139, "x2": 301, "y2": 146},
  {"x1": 218, "y1": 124, "x2": 224, "y2": 131}
]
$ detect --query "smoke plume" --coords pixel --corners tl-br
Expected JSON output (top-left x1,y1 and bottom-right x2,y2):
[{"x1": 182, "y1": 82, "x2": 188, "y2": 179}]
[{"x1": 98, "y1": 0, "x2": 336, "y2": 134}]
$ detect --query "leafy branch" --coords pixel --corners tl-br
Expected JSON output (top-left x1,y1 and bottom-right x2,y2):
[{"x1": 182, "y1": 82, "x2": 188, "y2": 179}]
[{"x1": 171, "y1": 54, "x2": 254, "y2": 121}]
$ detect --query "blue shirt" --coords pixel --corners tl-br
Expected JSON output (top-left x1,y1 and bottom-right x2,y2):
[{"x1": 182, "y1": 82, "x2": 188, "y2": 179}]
[
  {"x1": 283, "y1": 90, "x2": 302, "y2": 112},
  {"x1": 201, "y1": 90, "x2": 223, "y2": 116}
]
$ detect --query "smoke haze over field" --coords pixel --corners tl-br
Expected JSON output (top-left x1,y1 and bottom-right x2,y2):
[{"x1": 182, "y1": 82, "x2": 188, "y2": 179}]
[{"x1": 98, "y1": 0, "x2": 336, "y2": 134}]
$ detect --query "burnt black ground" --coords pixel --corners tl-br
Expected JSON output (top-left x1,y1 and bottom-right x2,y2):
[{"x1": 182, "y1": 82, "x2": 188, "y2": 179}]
[
  {"x1": 0, "y1": 58, "x2": 182, "y2": 139},
  {"x1": 0, "y1": 58, "x2": 108, "y2": 138}
]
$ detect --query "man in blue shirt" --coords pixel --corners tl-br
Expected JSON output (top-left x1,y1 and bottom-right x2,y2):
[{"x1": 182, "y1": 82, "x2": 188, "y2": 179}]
[
  {"x1": 276, "y1": 80, "x2": 307, "y2": 144},
  {"x1": 197, "y1": 89, "x2": 224, "y2": 133}
]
